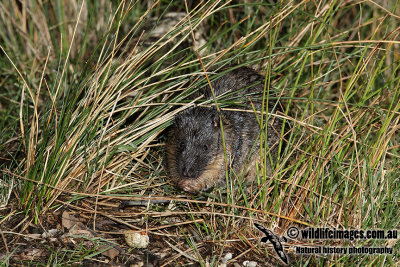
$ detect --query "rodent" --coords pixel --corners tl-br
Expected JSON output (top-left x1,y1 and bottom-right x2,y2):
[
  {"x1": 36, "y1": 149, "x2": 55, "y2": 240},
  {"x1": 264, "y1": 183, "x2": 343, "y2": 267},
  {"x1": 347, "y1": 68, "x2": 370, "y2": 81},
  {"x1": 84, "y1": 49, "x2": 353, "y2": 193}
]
[{"x1": 166, "y1": 66, "x2": 285, "y2": 193}]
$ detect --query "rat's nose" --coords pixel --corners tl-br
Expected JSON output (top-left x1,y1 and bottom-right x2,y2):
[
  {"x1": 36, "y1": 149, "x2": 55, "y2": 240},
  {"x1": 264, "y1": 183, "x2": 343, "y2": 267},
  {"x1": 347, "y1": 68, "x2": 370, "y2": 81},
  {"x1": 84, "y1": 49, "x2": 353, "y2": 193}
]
[{"x1": 182, "y1": 166, "x2": 194, "y2": 178}]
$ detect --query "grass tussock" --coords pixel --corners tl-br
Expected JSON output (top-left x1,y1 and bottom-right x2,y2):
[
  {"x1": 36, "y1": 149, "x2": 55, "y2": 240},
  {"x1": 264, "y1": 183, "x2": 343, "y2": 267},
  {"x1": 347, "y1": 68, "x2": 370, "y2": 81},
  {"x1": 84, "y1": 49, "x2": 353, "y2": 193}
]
[{"x1": 0, "y1": 0, "x2": 399, "y2": 265}]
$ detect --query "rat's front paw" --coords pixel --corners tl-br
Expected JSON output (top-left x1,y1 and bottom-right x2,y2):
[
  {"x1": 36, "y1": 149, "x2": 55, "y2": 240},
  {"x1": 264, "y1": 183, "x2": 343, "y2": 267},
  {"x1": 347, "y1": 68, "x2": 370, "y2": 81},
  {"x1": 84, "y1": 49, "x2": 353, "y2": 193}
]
[{"x1": 177, "y1": 178, "x2": 203, "y2": 193}]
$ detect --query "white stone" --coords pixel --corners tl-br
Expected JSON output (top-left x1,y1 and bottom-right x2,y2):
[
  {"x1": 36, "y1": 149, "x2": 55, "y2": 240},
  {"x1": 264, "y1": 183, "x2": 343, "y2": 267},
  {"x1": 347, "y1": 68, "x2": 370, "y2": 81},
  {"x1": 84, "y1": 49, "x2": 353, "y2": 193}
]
[{"x1": 124, "y1": 232, "x2": 149, "y2": 248}]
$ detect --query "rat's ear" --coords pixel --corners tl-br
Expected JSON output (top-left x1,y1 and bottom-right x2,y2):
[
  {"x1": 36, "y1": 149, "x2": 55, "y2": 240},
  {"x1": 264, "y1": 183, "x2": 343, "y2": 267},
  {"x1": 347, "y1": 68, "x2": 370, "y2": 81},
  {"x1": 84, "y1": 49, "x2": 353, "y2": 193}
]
[
  {"x1": 212, "y1": 113, "x2": 219, "y2": 127},
  {"x1": 212, "y1": 111, "x2": 230, "y2": 128},
  {"x1": 209, "y1": 107, "x2": 218, "y2": 127}
]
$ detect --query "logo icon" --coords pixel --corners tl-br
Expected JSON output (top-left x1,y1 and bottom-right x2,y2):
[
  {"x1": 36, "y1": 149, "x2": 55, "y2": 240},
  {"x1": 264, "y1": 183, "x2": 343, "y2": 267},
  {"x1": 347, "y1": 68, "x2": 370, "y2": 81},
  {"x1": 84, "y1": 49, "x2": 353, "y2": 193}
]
[{"x1": 254, "y1": 223, "x2": 288, "y2": 264}]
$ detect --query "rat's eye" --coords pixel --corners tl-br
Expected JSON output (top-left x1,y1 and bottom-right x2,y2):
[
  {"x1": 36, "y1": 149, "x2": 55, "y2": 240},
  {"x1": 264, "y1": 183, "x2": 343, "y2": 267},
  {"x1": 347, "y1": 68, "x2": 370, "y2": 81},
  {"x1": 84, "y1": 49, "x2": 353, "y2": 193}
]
[
  {"x1": 179, "y1": 141, "x2": 185, "y2": 150},
  {"x1": 202, "y1": 144, "x2": 208, "y2": 152}
]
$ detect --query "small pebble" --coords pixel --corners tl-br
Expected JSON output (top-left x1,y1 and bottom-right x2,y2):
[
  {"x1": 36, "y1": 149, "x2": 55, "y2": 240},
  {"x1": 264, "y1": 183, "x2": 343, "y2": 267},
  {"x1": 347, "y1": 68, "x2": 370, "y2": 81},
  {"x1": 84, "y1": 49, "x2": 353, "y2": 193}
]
[{"x1": 124, "y1": 232, "x2": 149, "y2": 248}]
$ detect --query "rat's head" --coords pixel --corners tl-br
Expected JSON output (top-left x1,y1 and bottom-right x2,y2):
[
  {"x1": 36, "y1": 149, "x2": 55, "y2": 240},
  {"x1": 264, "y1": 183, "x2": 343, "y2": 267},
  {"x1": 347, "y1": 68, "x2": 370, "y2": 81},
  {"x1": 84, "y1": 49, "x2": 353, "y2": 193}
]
[{"x1": 167, "y1": 107, "x2": 227, "y2": 186}]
